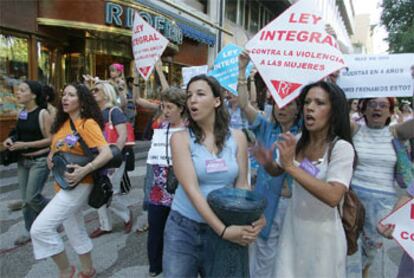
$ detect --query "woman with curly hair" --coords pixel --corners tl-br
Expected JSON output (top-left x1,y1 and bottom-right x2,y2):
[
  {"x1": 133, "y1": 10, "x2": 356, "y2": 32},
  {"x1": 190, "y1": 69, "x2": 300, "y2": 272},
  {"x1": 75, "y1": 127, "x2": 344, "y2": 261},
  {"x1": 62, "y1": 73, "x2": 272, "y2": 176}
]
[
  {"x1": 163, "y1": 75, "x2": 265, "y2": 277},
  {"x1": 30, "y1": 83, "x2": 112, "y2": 278}
]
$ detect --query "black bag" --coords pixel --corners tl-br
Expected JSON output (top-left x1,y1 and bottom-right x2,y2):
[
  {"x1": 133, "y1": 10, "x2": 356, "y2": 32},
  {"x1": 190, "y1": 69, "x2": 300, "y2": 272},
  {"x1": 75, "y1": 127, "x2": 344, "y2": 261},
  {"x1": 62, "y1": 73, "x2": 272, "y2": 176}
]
[
  {"x1": 69, "y1": 120, "x2": 113, "y2": 208},
  {"x1": 0, "y1": 149, "x2": 19, "y2": 166},
  {"x1": 88, "y1": 172, "x2": 113, "y2": 208},
  {"x1": 52, "y1": 151, "x2": 92, "y2": 190},
  {"x1": 165, "y1": 124, "x2": 178, "y2": 194},
  {"x1": 123, "y1": 146, "x2": 135, "y2": 172}
]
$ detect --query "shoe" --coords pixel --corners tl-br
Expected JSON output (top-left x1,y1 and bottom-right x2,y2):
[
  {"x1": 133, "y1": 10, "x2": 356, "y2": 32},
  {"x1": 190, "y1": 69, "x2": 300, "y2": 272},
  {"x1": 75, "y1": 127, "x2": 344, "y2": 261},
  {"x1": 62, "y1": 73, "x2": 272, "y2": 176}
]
[
  {"x1": 89, "y1": 228, "x2": 111, "y2": 239},
  {"x1": 149, "y1": 271, "x2": 162, "y2": 277},
  {"x1": 78, "y1": 268, "x2": 96, "y2": 278},
  {"x1": 124, "y1": 209, "x2": 133, "y2": 234},
  {"x1": 7, "y1": 200, "x2": 23, "y2": 211},
  {"x1": 14, "y1": 235, "x2": 31, "y2": 246}
]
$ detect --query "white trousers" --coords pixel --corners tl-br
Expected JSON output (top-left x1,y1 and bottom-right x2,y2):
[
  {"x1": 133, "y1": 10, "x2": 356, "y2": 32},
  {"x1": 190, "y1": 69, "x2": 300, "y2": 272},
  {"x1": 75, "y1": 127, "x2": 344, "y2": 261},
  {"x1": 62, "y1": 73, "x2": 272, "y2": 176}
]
[
  {"x1": 249, "y1": 197, "x2": 289, "y2": 278},
  {"x1": 30, "y1": 184, "x2": 92, "y2": 260},
  {"x1": 97, "y1": 162, "x2": 130, "y2": 231}
]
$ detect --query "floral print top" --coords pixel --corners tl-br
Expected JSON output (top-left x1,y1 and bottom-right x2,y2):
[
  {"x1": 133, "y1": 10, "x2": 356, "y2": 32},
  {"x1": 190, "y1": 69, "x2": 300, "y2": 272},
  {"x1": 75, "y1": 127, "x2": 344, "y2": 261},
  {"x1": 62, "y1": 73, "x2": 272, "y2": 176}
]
[{"x1": 149, "y1": 164, "x2": 174, "y2": 207}]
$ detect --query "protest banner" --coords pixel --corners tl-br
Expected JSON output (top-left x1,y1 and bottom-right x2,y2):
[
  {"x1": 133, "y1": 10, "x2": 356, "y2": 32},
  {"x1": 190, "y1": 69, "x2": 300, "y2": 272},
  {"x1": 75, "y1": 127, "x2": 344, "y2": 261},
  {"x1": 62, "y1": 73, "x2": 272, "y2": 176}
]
[
  {"x1": 146, "y1": 127, "x2": 184, "y2": 166},
  {"x1": 182, "y1": 65, "x2": 209, "y2": 88},
  {"x1": 337, "y1": 54, "x2": 414, "y2": 99},
  {"x1": 245, "y1": 0, "x2": 346, "y2": 107},
  {"x1": 381, "y1": 199, "x2": 414, "y2": 260},
  {"x1": 132, "y1": 12, "x2": 169, "y2": 80},
  {"x1": 208, "y1": 44, "x2": 253, "y2": 95}
]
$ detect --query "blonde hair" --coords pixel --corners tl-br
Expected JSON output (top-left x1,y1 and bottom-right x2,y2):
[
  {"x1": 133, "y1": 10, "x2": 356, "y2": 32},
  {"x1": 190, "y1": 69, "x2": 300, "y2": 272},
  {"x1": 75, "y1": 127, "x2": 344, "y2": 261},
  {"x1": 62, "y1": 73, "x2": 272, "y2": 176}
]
[{"x1": 96, "y1": 81, "x2": 118, "y2": 108}]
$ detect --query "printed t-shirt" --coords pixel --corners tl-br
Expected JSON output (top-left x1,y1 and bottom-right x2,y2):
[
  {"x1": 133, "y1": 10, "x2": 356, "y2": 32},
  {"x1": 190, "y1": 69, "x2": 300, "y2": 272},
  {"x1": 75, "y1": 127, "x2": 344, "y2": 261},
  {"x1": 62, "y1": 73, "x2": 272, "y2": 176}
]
[{"x1": 51, "y1": 118, "x2": 107, "y2": 186}]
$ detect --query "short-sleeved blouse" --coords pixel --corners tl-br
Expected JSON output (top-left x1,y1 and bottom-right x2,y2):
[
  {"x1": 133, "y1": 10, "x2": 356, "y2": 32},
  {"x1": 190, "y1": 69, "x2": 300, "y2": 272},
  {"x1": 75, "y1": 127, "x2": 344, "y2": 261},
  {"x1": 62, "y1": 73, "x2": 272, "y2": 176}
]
[{"x1": 276, "y1": 139, "x2": 355, "y2": 278}]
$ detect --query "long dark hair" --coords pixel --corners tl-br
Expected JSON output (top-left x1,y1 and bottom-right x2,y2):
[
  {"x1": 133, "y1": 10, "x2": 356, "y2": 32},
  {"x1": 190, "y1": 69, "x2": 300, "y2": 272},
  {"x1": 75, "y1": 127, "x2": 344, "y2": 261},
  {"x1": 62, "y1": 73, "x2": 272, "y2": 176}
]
[
  {"x1": 51, "y1": 83, "x2": 104, "y2": 134},
  {"x1": 296, "y1": 81, "x2": 353, "y2": 155},
  {"x1": 186, "y1": 74, "x2": 230, "y2": 153},
  {"x1": 23, "y1": 80, "x2": 47, "y2": 109}
]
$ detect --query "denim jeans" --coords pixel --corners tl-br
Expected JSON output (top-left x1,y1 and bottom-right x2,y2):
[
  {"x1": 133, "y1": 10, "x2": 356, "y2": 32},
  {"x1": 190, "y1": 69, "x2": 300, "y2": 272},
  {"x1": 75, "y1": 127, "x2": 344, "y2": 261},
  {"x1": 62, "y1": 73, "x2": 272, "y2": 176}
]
[
  {"x1": 163, "y1": 210, "x2": 215, "y2": 278},
  {"x1": 17, "y1": 156, "x2": 50, "y2": 231},
  {"x1": 143, "y1": 163, "x2": 154, "y2": 210}
]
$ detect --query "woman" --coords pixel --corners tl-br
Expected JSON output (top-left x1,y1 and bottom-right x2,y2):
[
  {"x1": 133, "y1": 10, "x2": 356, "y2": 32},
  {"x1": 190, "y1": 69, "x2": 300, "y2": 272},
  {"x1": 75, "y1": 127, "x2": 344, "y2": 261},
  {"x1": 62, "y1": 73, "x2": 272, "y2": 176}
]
[
  {"x1": 30, "y1": 83, "x2": 112, "y2": 278},
  {"x1": 257, "y1": 81, "x2": 355, "y2": 277},
  {"x1": 238, "y1": 53, "x2": 301, "y2": 277},
  {"x1": 145, "y1": 87, "x2": 187, "y2": 276},
  {"x1": 349, "y1": 97, "x2": 412, "y2": 277},
  {"x1": 2, "y1": 80, "x2": 52, "y2": 246},
  {"x1": 163, "y1": 74, "x2": 265, "y2": 277},
  {"x1": 89, "y1": 81, "x2": 132, "y2": 238}
]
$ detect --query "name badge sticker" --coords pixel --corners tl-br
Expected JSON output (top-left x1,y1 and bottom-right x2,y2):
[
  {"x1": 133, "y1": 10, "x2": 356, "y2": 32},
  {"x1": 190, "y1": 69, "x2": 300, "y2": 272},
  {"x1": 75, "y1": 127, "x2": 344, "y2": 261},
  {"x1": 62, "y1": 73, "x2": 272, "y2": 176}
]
[
  {"x1": 299, "y1": 158, "x2": 320, "y2": 177},
  {"x1": 19, "y1": 111, "x2": 28, "y2": 120},
  {"x1": 64, "y1": 134, "x2": 79, "y2": 148},
  {"x1": 206, "y1": 159, "x2": 228, "y2": 174}
]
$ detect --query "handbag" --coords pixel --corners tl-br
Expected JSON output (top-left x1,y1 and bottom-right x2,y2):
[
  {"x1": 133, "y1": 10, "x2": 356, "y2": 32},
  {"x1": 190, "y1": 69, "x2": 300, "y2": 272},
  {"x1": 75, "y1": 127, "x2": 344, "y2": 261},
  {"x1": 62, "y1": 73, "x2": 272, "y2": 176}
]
[
  {"x1": 165, "y1": 124, "x2": 178, "y2": 194},
  {"x1": 69, "y1": 120, "x2": 113, "y2": 208},
  {"x1": 328, "y1": 138, "x2": 365, "y2": 256},
  {"x1": 52, "y1": 151, "x2": 92, "y2": 190},
  {"x1": 0, "y1": 149, "x2": 19, "y2": 166},
  {"x1": 105, "y1": 107, "x2": 135, "y2": 146}
]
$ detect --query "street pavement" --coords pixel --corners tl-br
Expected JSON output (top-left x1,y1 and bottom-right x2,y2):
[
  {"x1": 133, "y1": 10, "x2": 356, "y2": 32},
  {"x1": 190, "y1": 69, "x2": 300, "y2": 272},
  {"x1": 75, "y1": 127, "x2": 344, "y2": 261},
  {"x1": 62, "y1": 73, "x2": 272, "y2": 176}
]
[{"x1": 0, "y1": 142, "x2": 156, "y2": 278}]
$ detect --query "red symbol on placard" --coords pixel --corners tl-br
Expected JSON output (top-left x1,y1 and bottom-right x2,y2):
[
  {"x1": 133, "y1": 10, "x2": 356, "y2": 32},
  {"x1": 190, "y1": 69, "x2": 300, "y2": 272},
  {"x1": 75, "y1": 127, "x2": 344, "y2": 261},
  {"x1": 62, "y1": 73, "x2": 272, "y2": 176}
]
[
  {"x1": 411, "y1": 204, "x2": 414, "y2": 220},
  {"x1": 139, "y1": 66, "x2": 151, "y2": 77},
  {"x1": 270, "y1": 80, "x2": 302, "y2": 99}
]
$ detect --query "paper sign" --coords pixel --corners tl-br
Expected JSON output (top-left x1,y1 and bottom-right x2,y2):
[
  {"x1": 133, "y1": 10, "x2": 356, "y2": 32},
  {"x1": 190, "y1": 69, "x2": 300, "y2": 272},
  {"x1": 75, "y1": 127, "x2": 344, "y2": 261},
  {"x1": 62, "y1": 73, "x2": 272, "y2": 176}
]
[
  {"x1": 146, "y1": 127, "x2": 185, "y2": 165},
  {"x1": 245, "y1": 0, "x2": 346, "y2": 108},
  {"x1": 132, "y1": 12, "x2": 169, "y2": 80},
  {"x1": 182, "y1": 65, "x2": 209, "y2": 88},
  {"x1": 337, "y1": 54, "x2": 414, "y2": 99},
  {"x1": 381, "y1": 199, "x2": 414, "y2": 260},
  {"x1": 208, "y1": 44, "x2": 253, "y2": 95}
]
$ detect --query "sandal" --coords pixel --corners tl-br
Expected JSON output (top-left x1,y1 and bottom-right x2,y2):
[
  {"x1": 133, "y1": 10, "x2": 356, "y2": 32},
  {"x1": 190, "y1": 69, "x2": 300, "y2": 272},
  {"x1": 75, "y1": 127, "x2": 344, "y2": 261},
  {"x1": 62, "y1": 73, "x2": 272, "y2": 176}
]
[
  {"x1": 78, "y1": 268, "x2": 96, "y2": 278},
  {"x1": 136, "y1": 224, "x2": 149, "y2": 234},
  {"x1": 59, "y1": 265, "x2": 76, "y2": 278}
]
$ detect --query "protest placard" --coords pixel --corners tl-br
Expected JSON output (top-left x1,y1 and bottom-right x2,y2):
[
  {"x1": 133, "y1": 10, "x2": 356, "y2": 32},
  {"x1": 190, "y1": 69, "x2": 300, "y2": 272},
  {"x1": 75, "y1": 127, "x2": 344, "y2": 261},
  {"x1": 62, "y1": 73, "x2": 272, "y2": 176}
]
[
  {"x1": 337, "y1": 54, "x2": 414, "y2": 99},
  {"x1": 146, "y1": 127, "x2": 185, "y2": 166},
  {"x1": 132, "y1": 12, "x2": 169, "y2": 80},
  {"x1": 381, "y1": 199, "x2": 414, "y2": 260},
  {"x1": 245, "y1": 0, "x2": 346, "y2": 107},
  {"x1": 208, "y1": 44, "x2": 253, "y2": 95},
  {"x1": 182, "y1": 65, "x2": 209, "y2": 88}
]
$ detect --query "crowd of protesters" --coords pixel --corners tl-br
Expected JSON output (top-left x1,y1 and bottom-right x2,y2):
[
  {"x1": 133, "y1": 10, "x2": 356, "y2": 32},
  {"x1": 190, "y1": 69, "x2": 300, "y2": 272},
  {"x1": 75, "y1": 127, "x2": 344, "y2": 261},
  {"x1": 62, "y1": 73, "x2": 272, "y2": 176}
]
[{"x1": 2, "y1": 56, "x2": 413, "y2": 278}]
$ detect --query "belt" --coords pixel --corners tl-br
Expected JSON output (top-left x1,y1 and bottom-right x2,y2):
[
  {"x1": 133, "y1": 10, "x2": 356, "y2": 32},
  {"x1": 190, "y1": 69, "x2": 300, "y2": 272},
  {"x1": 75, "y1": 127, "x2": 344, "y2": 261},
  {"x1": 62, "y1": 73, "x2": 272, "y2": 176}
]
[{"x1": 21, "y1": 153, "x2": 48, "y2": 160}]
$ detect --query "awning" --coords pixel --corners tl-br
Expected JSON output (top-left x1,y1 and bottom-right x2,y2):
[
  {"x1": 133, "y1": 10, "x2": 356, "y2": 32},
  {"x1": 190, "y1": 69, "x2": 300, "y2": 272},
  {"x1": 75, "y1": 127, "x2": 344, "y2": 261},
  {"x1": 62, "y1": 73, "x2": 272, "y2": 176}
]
[{"x1": 135, "y1": 0, "x2": 216, "y2": 46}]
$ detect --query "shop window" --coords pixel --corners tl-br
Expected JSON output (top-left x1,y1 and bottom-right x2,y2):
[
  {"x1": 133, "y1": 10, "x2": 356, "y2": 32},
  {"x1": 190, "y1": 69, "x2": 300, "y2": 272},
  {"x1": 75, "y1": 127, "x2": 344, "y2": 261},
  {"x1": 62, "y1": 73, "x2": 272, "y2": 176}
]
[
  {"x1": 225, "y1": 0, "x2": 238, "y2": 23},
  {"x1": 64, "y1": 53, "x2": 86, "y2": 84},
  {"x1": 37, "y1": 41, "x2": 52, "y2": 85},
  {"x1": 0, "y1": 34, "x2": 28, "y2": 117}
]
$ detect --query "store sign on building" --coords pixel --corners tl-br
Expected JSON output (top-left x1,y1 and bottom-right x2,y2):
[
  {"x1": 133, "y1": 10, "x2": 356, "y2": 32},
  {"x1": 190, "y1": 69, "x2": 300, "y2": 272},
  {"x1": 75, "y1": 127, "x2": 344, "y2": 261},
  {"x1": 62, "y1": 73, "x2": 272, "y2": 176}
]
[{"x1": 105, "y1": 2, "x2": 183, "y2": 45}]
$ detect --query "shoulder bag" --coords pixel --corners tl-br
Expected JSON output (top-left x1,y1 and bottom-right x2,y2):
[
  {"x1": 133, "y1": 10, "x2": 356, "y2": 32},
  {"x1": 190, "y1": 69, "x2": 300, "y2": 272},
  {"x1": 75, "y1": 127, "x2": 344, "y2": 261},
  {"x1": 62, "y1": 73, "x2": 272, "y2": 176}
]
[
  {"x1": 165, "y1": 124, "x2": 178, "y2": 194},
  {"x1": 69, "y1": 120, "x2": 113, "y2": 208},
  {"x1": 105, "y1": 107, "x2": 136, "y2": 146},
  {"x1": 328, "y1": 138, "x2": 366, "y2": 256}
]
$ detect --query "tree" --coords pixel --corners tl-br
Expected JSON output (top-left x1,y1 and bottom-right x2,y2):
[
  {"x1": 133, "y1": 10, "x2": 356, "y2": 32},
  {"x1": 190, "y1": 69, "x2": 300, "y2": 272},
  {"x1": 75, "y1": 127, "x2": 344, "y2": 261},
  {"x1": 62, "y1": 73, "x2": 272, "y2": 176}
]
[{"x1": 381, "y1": 0, "x2": 414, "y2": 53}]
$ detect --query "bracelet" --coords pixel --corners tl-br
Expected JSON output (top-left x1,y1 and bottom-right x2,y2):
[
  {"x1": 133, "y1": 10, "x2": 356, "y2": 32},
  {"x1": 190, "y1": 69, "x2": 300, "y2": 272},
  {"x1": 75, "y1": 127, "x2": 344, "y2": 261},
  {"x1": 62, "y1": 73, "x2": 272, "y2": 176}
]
[
  {"x1": 220, "y1": 225, "x2": 228, "y2": 238},
  {"x1": 238, "y1": 80, "x2": 248, "y2": 85},
  {"x1": 133, "y1": 83, "x2": 139, "y2": 86}
]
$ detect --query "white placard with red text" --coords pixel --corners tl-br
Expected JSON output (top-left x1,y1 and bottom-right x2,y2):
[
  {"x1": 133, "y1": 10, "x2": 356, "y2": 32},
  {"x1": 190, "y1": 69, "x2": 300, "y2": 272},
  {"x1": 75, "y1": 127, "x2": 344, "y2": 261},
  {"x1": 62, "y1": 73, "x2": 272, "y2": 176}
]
[
  {"x1": 132, "y1": 12, "x2": 169, "y2": 80},
  {"x1": 381, "y1": 199, "x2": 414, "y2": 260},
  {"x1": 337, "y1": 54, "x2": 414, "y2": 99},
  {"x1": 245, "y1": 0, "x2": 346, "y2": 108}
]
